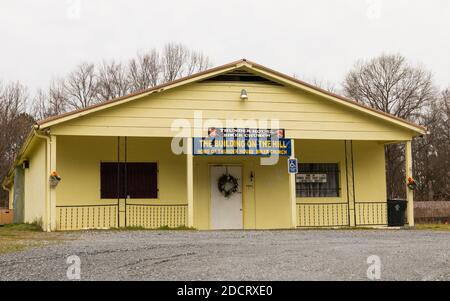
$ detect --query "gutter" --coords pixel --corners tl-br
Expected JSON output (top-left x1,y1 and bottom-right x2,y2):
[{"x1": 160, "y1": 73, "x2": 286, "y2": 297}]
[{"x1": 33, "y1": 126, "x2": 53, "y2": 232}]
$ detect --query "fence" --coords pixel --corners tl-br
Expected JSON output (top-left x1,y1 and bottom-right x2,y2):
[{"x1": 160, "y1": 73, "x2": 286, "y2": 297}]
[
  {"x1": 354, "y1": 202, "x2": 387, "y2": 226},
  {"x1": 56, "y1": 204, "x2": 118, "y2": 230},
  {"x1": 0, "y1": 208, "x2": 14, "y2": 225},
  {"x1": 297, "y1": 201, "x2": 388, "y2": 227},
  {"x1": 56, "y1": 203, "x2": 188, "y2": 230},
  {"x1": 297, "y1": 203, "x2": 349, "y2": 227},
  {"x1": 126, "y1": 204, "x2": 188, "y2": 228}
]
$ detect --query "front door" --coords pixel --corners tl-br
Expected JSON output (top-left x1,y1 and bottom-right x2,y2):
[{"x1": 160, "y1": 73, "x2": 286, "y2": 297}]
[{"x1": 210, "y1": 165, "x2": 243, "y2": 229}]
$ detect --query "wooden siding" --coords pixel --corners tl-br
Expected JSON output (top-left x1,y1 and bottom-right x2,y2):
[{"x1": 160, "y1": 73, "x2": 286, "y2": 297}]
[{"x1": 51, "y1": 82, "x2": 414, "y2": 141}]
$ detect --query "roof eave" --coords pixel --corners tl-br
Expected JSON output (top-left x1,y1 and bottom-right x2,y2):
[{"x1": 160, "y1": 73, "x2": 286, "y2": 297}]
[{"x1": 36, "y1": 58, "x2": 426, "y2": 136}]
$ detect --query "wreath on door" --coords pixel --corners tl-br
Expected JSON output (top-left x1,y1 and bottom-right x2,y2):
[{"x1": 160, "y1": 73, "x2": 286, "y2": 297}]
[{"x1": 217, "y1": 173, "x2": 239, "y2": 198}]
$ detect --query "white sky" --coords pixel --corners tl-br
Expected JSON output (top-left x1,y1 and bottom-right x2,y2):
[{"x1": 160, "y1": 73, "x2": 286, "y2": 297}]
[{"x1": 1, "y1": 0, "x2": 449, "y2": 92}]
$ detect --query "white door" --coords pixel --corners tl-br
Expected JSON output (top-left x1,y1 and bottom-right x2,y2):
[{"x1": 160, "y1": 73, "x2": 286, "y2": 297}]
[{"x1": 210, "y1": 165, "x2": 243, "y2": 230}]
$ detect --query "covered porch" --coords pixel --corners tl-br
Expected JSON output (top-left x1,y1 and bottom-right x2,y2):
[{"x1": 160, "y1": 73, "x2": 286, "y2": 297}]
[{"x1": 44, "y1": 135, "x2": 414, "y2": 231}]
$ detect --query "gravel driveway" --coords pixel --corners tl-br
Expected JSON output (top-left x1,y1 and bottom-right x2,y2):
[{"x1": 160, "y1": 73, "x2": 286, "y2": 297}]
[{"x1": 0, "y1": 230, "x2": 449, "y2": 281}]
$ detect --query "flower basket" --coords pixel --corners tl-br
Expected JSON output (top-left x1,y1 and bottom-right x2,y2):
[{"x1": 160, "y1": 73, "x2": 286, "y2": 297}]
[
  {"x1": 49, "y1": 171, "x2": 61, "y2": 187},
  {"x1": 407, "y1": 177, "x2": 416, "y2": 191}
]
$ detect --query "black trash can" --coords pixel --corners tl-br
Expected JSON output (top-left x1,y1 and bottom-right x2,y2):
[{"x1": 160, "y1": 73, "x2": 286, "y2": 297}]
[{"x1": 387, "y1": 199, "x2": 407, "y2": 226}]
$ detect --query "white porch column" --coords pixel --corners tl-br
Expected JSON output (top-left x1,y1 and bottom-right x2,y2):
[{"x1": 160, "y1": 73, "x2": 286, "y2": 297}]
[
  {"x1": 43, "y1": 135, "x2": 57, "y2": 232},
  {"x1": 49, "y1": 135, "x2": 57, "y2": 231},
  {"x1": 405, "y1": 140, "x2": 414, "y2": 227},
  {"x1": 186, "y1": 137, "x2": 194, "y2": 228},
  {"x1": 289, "y1": 139, "x2": 297, "y2": 228}
]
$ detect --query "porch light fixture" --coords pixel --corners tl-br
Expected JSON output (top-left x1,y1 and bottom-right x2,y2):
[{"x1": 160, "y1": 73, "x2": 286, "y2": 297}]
[{"x1": 240, "y1": 89, "x2": 248, "y2": 100}]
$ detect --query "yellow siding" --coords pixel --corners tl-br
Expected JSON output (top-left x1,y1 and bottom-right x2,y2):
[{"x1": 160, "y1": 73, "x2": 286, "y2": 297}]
[
  {"x1": 51, "y1": 82, "x2": 414, "y2": 141},
  {"x1": 253, "y1": 159, "x2": 291, "y2": 229},
  {"x1": 23, "y1": 140, "x2": 46, "y2": 224},
  {"x1": 353, "y1": 141, "x2": 387, "y2": 203}
]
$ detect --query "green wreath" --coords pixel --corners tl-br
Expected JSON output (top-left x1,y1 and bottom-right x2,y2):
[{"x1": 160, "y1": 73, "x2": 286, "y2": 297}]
[{"x1": 217, "y1": 174, "x2": 239, "y2": 198}]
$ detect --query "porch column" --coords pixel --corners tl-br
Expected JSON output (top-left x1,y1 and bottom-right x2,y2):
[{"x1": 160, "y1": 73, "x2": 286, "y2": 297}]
[
  {"x1": 289, "y1": 139, "x2": 297, "y2": 228},
  {"x1": 44, "y1": 135, "x2": 57, "y2": 232},
  {"x1": 345, "y1": 140, "x2": 356, "y2": 227},
  {"x1": 405, "y1": 140, "x2": 414, "y2": 227},
  {"x1": 186, "y1": 137, "x2": 194, "y2": 228},
  {"x1": 49, "y1": 135, "x2": 57, "y2": 231}
]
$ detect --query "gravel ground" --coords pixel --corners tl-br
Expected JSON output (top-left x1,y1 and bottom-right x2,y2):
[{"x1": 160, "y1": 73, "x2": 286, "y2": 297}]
[{"x1": 0, "y1": 230, "x2": 449, "y2": 281}]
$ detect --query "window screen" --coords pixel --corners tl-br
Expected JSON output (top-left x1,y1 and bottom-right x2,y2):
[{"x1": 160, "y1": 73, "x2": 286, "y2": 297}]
[
  {"x1": 296, "y1": 163, "x2": 340, "y2": 197},
  {"x1": 100, "y1": 162, "x2": 157, "y2": 199}
]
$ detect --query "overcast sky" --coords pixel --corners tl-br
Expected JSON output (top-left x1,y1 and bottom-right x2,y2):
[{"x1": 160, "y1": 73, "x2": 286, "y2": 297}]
[{"x1": 1, "y1": 0, "x2": 449, "y2": 93}]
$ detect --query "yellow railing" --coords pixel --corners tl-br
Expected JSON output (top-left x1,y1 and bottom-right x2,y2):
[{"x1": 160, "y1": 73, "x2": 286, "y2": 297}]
[
  {"x1": 126, "y1": 204, "x2": 188, "y2": 229},
  {"x1": 355, "y1": 202, "x2": 387, "y2": 226},
  {"x1": 297, "y1": 203, "x2": 349, "y2": 227},
  {"x1": 56, "y1": 204, "x2": 118, "y2": 231}
]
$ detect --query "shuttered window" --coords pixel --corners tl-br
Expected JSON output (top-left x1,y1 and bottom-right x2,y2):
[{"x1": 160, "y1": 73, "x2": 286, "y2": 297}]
[{"x1": 100, "y1": 162, "x2": 157, "y2": 199}]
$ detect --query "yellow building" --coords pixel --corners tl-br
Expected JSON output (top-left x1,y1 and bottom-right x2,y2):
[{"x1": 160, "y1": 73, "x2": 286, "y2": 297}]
[{"x1": 2, "y1": 59, "x2": 424, "y2": 231}]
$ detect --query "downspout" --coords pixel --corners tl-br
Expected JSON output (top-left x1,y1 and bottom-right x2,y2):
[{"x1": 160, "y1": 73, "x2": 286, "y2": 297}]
[{"x1": 34, "y1": 125, "x2": 52, "y2": 232}]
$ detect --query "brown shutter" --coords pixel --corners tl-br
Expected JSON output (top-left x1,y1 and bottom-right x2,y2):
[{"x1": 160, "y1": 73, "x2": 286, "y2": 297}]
[
  {"x1": 126, "y1": 163, "x2": 157, "y2": 198},
  {"x1": 101, "y1": 162, "x2": 120, "y2": 199}
]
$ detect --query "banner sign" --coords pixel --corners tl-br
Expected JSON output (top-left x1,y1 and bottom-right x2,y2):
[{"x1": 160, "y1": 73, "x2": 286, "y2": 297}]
[
  {"x1": 208, "y1": 128, "x2": 285, "y2": 139},
  {"x1": 193, "y1": 128, "x2": 291, "y2": 156}
]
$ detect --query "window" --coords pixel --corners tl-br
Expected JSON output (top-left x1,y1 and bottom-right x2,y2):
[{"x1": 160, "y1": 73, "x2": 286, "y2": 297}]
[
  {"x1": 296, "y1": 163, "x2": 340, "y2": 197},
  {"x1": 100, "y1": 162, "x2": 157, "y2": 199}
]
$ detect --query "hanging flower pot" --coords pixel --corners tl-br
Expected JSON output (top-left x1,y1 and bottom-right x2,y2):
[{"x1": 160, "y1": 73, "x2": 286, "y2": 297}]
[
  {"x1": 407, "y1": 177, "x2": 416, "y2": 191},
  {"x1": 49, "y1": 171, "x2": 61, "y2": 187}
]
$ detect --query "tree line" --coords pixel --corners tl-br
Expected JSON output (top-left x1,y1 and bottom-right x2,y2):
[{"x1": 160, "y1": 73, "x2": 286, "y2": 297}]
[
  {"x1": 0, "y1": 43, "x2": 211, "y2": 205},
  {"x1": 0, "y1": 49, "x2": 449, "y2": 206}
]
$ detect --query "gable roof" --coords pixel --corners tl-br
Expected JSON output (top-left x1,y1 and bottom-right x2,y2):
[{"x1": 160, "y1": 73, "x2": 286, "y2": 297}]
[{"x1": 36, "y1": 59, "x2": 426, "y2": 135}]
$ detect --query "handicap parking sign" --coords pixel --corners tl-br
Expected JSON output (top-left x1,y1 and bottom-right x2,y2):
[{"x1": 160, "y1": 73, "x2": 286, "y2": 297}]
[{"x1": 288, "y1": 158, "x2": 298, "y2": 174}]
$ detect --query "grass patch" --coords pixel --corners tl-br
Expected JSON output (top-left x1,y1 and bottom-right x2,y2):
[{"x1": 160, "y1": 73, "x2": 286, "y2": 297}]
[
  {"x1": 157, "y1": 225, "x2": 196, "y2": 230},
  {"x1": 415, "y1": 223, "x2": 450, "y2": 231},
  {"x1": 0, "y1": 223, "x2": 74, "y2": 255},
  {"x1": 87, "y1": 226, "x2": 197, "y2": 232},
  {"x1": 2, "y1": 223, "x2": 42, "y2": 231}
]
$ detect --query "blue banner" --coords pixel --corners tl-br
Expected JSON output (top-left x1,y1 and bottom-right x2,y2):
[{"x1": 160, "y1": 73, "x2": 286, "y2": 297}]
[{"x1": 193, "y1": 137, "x2": 292, "y2": 157}]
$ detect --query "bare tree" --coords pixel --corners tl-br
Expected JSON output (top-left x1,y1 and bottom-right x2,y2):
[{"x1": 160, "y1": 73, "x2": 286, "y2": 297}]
[
  {"x1": 308, "y1": 77, "x2": 338, "y2": 94},
  {"x1": 161, "y1": 43, "x2": 188, "y2": 83},
  {"x1": 0, "y1": 81, "x2": 34, "y2": 207},
  {"x1": 413, "y1": 89, "x2": 450, "y2": 201},
  {"x1": 32, "y1": 88, "x2": 50, "y2": 121},
  {"x1": 128, "y1": 44, "x2": 211, "y2": 91},
  {"x1": 343, "y1": 54, "x2": 438, "y2": 199},
  {"x1": 64, "y1": 62, "x2": 99, "y2": 109},
  {"x1": 343, "y1": 54, "x2": 435, "y2": 120},
  {"x1": 48, "y1": 79, "x2": 68, "y2": 116},
  {"x1": 186, "y1": 50, "x2": 212, "y2": 75},
  {"x1": 32, "y1": 79, "x2": 68, "y2": 121},
  {"x1": 128, "y1": 50, "x2": 160, "y2": 92},
  {"x1": 97, "y1": 60, "x2": 130, "y2": 101}
]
